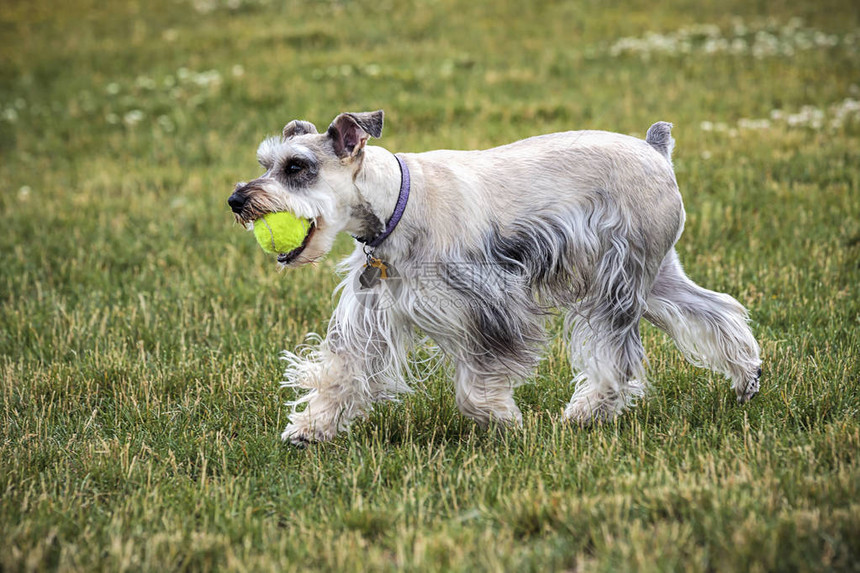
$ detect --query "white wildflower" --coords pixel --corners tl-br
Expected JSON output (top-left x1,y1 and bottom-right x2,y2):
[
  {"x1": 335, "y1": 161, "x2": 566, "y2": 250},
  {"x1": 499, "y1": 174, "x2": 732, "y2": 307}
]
[
  {"x1": 738, "y1": 118, "x2": 771, "y2": 130},
  {"x1": 192, "y1": 0, "x2": 216, "y2": 13},
  {"x1": 752, "y1": 31, "x2": 779, "y2": 58},
  {"x1": 606, "y1": 18, "x2": 854, "y2": 60},
  {"x1": 192, "y1": 69, "x2": 221, "y2": 87},
  {"x1": 135, "y1": 76, "x2": 156, "y2": 90},
  {"x1": 838, "y1": 98, "x2": 860, "y2": 115},
  {"x1": 814, "y1": 31, "x2": 838, "y2": 48},
  {"x1": 730, "y1": 38, "x2": 747, "y2": 55},
  {"x1": 106, "y1": 83, "x2": 121, "y2": 95},
  {"x1": 123, "y1": 110, "x2": 145, "y2": 126},
  {"x1": 786, "y1": 106, "x2": 825, "y2": 128},
  {"x1": 703, "y1": 38, "x2": 729, "y2": 54},
  {"x1": 157, "y1": 115, "x2": 175, "y2": 132},
  {"x1": 828, "y1": 98, "x2": 860, "y2": 128}
]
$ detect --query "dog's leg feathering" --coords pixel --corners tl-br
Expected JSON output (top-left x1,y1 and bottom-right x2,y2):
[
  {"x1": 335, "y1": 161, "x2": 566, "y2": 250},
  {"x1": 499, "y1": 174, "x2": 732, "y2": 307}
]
[
  {"x1": 562, "y1": 215, "x2": 652, "y2": 424},
  {"x1": 280, "y1": 270, "x2": 415, "y2": 445},
  {"x1": 563, "y1": 308, "x2": 648, "y2": 424}
]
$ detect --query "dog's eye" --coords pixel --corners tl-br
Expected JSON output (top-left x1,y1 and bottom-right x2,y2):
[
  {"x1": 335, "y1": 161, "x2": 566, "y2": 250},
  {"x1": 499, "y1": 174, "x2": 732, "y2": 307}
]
[{"x1": 285, "y1": 160, "x2": 305, "y2": 175}]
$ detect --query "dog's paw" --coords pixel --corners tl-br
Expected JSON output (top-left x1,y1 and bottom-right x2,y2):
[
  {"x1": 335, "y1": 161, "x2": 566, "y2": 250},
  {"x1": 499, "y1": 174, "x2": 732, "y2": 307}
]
[
  {"x1": 457, "y1": 396, "x2": 523, "y2": 429},
  {"x1": 281, "y1": 421, "x2": 333, "y2": 446},
  {"x1": 562, "y1": 397, "x2": 618, "y2": 426},
  {"x1": 563, "y1": 379, "x2": 638, "y2": 426},
  {"x1": 736, "y1": 366, "x2": 762, "y2": 404},
  {"x1": 485, "y1": 405, "x2": 524, "y2": 432}
]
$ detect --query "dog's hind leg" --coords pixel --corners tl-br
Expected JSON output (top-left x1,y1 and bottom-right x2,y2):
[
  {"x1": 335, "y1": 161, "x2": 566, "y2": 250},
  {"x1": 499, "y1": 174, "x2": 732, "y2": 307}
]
[
  {"x1": 563, "y1": 304, "x2": 649, "y2": 424},
  {"x1": 562, "y1": 230, "x2": 651, "y2": 424},
  {"x1": 643, "y1": 249, "x2": 761, "y2": 403}
]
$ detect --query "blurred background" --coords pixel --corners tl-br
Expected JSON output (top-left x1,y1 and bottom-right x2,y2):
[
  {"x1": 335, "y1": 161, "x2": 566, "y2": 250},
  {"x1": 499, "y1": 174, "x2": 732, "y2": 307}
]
[{"x1": 2, "y1": 0, "x2": 857, "y2": 341}]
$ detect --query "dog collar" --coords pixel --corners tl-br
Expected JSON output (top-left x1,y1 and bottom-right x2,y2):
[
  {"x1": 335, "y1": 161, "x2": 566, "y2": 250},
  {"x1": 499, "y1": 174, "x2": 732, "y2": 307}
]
[{"x1": 358, "y1": 154, "x2": 410, "y2": 249}]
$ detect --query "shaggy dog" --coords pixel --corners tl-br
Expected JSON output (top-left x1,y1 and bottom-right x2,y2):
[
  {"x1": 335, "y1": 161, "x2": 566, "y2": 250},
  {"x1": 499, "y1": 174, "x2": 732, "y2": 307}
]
[{"x1": 228, "y1": 111, "x2": 761, "y2": 445}]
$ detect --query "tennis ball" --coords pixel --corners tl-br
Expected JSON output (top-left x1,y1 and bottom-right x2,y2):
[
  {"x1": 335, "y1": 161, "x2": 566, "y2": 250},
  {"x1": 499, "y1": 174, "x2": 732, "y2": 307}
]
[{"x1": 253, "y1": 212, "x2": 312, "y2": 254}]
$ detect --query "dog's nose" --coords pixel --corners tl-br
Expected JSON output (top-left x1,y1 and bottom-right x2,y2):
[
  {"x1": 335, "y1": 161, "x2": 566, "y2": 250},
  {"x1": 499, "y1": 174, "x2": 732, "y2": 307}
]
[{"x1": 227, "y1": 192, "x2": 246, "y2": 213}]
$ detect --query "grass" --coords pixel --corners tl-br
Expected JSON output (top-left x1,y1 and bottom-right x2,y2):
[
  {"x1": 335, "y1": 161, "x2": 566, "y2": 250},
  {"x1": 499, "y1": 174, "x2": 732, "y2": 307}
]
[{"x1": 1, "y1": 0, "x2": 859, "y2": 570}]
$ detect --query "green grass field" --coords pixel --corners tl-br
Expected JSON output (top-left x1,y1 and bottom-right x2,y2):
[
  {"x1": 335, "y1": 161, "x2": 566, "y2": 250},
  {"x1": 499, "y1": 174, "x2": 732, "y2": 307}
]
[{"x1": 2, "y1": 0, "x2": 859, "y2": 570}]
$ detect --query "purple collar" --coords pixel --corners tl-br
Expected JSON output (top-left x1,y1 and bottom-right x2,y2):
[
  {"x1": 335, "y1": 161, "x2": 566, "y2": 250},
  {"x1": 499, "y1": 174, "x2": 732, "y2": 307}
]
[{"x1": 363, "y1": 154, "x2": 410, "y2": 249}]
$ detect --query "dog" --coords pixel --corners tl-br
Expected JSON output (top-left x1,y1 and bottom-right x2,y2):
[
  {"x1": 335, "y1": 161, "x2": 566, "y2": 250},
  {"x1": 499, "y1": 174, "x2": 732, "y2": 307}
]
[{"x1": 228, "y1": 110, "x2": 762, "y2": 445}]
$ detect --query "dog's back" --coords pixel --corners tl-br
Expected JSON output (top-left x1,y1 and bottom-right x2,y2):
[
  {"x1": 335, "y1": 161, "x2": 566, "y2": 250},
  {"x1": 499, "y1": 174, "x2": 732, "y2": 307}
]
[{"x1": 403, "y1": 127, "x2": 685, "y2": 264}]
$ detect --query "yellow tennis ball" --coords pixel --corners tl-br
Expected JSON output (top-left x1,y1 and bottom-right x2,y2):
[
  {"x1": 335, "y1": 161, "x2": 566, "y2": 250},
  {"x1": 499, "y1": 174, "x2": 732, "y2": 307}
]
[{"x1": 253, "y1": 212, "x2": 311, "y2": 254}]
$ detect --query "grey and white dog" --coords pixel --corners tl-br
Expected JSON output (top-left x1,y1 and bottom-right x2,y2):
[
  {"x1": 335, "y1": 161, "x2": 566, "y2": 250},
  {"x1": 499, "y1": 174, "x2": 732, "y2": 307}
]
[{"x1": 228, "y1": 110, "x2": 762, "y2": 445}]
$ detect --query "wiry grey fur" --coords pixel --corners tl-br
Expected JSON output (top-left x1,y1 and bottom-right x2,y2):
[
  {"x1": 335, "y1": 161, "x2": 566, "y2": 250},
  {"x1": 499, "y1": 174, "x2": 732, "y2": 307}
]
[{"x1": 228, "y1": 110, "x2": 762, "y2": 445}]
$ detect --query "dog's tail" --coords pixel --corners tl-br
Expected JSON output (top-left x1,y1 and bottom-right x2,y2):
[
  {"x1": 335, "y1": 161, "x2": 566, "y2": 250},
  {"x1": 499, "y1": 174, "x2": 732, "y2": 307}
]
[{"x1": 645, "y1": 121, "x2": 674, "y2": 163}]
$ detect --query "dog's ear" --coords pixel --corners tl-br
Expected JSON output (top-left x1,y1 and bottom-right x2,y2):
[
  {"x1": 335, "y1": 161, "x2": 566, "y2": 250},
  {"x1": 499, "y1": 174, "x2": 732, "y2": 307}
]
[
  {"x1": 283, "y1": 120, "x2": 318, "y2": 139},
  {"x1": 328, "y1": 110, "x2": 384, "y2": 159}
]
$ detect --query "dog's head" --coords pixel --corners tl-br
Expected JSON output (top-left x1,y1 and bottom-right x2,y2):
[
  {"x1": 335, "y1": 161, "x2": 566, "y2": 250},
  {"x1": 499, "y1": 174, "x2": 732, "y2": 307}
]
[{"x1": 228, "y1": 110, "x2": 385, "y2": 267}]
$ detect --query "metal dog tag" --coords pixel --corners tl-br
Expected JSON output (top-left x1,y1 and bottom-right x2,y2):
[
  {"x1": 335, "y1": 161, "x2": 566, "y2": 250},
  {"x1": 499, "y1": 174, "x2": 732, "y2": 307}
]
[{"x1": 359, "y1": 264, "x2": 382, "y2": 289}]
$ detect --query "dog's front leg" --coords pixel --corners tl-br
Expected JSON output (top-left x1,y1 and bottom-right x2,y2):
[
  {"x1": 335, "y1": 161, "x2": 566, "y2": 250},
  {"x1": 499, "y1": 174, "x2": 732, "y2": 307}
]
[
  {"x1": 279, "y1": 341, "x2": 362, "y2": 445},
  {"x1": 453, "y1": 361, "x2": 524, "y2": 428},
  {"x1": 280, "y1": 272, "x2": 413, "y2": 445}
]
